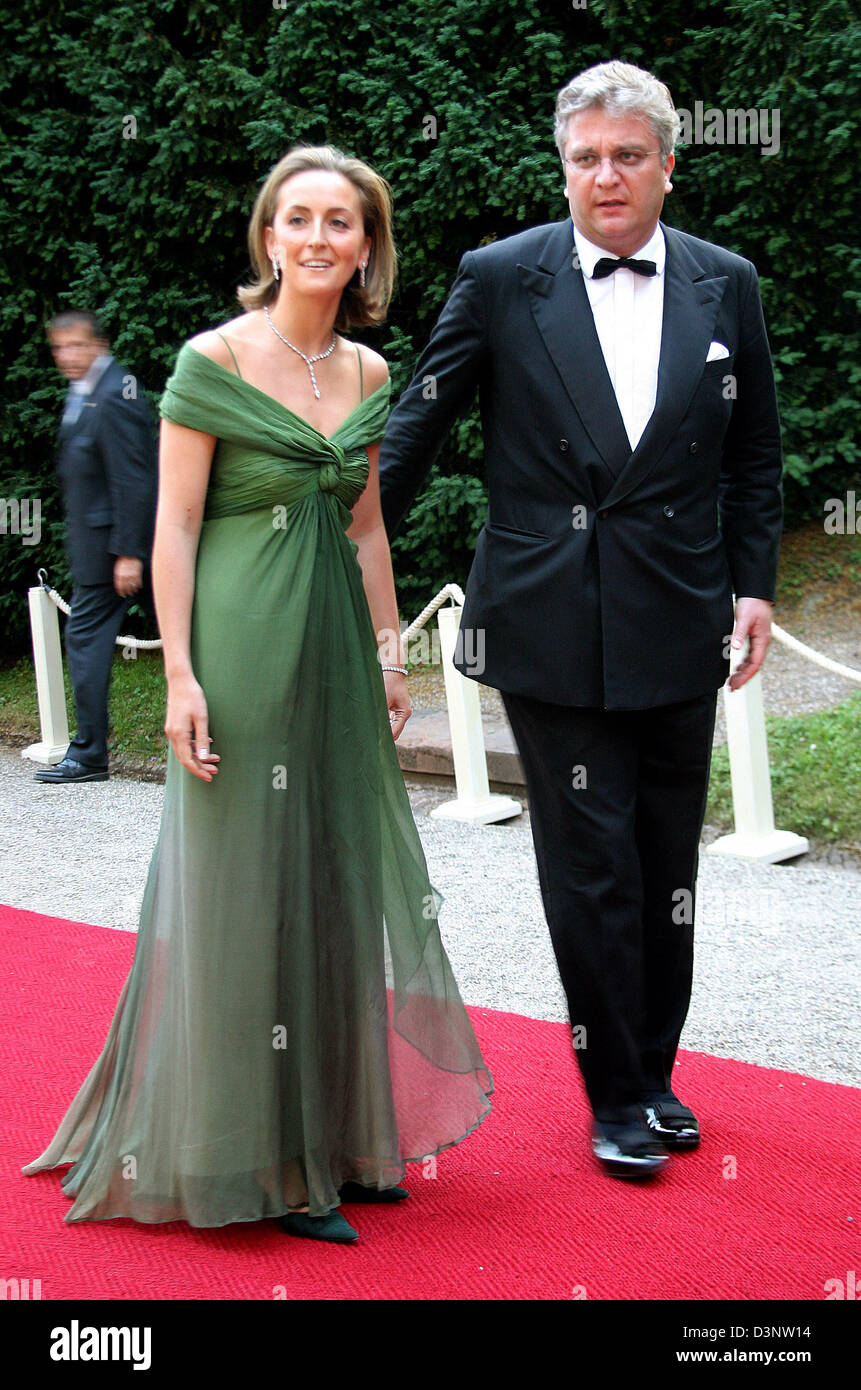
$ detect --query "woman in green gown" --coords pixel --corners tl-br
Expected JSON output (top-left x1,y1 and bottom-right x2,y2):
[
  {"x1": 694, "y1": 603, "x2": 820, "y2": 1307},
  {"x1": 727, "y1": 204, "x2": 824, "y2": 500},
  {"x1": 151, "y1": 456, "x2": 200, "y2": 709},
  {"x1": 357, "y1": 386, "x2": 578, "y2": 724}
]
[{"x1": 23, "y1": 146, "x2": 492, "y2": 1244}]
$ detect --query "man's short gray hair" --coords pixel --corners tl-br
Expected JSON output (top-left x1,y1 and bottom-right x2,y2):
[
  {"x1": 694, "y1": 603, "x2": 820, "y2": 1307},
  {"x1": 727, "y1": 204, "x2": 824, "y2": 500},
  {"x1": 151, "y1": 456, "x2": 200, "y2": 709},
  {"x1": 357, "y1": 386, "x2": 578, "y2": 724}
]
[
  {"x1": 47, "y1": 310, "x2": 107, "y2": 341},
  {"x1": 554, "y1": 60, "x2": 681, "y2": 162}
]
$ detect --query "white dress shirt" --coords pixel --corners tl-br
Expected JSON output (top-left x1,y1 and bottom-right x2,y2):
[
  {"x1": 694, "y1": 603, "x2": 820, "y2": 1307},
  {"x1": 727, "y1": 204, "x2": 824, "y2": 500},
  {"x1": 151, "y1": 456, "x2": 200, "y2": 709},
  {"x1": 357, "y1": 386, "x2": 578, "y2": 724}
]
[
  {"x1": 62, "y1": 352, "x2": 113, "y2": 427},
  {"x1": 572, "y1": 224, "x2": 665, "y2": 452}
]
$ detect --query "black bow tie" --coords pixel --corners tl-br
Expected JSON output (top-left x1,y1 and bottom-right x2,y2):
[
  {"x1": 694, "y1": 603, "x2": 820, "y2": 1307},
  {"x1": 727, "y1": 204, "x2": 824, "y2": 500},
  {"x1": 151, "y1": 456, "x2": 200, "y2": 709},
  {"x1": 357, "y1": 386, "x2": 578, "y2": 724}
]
[{"x1": 592, "y1": 256, "x2": 657, "y2": 279}]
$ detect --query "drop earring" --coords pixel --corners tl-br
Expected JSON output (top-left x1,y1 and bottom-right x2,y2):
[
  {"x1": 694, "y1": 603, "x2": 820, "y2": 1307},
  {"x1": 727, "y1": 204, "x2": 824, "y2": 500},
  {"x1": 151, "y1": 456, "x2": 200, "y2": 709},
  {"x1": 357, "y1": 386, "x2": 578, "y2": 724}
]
[
  {"x1": 271, "y1": 254, "x2": 280, "y2": 281},
  {"x1": 359, "y1": 261, "x2": 366, "y2": 288}
]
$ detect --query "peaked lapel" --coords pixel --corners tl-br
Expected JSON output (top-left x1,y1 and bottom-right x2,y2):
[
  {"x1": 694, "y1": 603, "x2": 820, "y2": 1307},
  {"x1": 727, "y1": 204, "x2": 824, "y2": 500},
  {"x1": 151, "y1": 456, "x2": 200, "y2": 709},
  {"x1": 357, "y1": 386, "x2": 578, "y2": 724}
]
[
  {"x1": 518, "y1": 220, "x2": 728, "y2": 506},
  {"x1": 519, "y1": 221, "x2": 629, "y2": 498}
]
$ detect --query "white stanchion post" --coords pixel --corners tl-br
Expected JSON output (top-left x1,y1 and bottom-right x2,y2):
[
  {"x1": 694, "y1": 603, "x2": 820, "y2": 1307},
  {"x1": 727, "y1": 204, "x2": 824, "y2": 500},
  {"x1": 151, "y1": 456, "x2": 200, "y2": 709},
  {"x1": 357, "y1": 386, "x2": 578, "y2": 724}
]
[
  {"x1": 429, "y1": 603, "x2": 522, "y2": 825},
  {"x1": 706, "y1": 637, "x2": 808, "y2": 863},
  {"x1": 22, "y1": 584, "x2": 69, "y2": 764}
]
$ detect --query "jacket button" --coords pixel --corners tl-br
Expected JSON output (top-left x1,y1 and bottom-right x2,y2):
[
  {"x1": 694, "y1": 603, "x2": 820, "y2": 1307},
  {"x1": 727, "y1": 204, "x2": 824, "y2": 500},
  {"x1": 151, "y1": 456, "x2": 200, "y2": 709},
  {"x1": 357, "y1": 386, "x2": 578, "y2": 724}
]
[
  {"x1": 598, "y1": 508, "x2": 608, "y2": 519},
  {"x1": 663, "y1": 505, "x2": 675, "y2": 518},
  {"x1": 559, "y1": 439, "x2": 569, "y2": 452},
  {"x1": 689, "y1": 441, "x2": 699, "y2": 454}
]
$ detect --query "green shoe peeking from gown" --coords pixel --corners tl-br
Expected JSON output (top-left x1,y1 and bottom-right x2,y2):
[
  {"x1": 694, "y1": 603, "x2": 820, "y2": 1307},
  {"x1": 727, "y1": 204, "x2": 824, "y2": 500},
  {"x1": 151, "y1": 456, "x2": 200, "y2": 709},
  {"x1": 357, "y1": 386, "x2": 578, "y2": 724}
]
[{"x1": 280, "y1": 1210, "x2": 359, "y2": 1244}]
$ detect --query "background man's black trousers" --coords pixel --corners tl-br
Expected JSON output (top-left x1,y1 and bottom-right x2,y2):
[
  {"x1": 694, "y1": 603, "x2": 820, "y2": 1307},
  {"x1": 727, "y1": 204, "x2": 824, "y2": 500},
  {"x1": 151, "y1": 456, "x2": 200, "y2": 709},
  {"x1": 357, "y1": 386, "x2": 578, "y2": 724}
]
[
  {"x1": 64, "y1": 583, "x2": 133, "y2": 767},
  {"x1": 500, "y1": 687, "x2": 719, "y2": 1122}
]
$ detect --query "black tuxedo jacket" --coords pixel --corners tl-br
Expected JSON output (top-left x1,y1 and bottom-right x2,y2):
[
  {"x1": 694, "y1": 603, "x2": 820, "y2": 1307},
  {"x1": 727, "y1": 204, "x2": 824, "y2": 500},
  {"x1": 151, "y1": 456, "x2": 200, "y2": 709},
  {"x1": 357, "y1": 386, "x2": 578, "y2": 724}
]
[
  {"x1": 56, "y1": 357, "x2": 158, "y2": 587},
  {"x1": 378, "y1": 219, "x2": 783, "y2": 709}
]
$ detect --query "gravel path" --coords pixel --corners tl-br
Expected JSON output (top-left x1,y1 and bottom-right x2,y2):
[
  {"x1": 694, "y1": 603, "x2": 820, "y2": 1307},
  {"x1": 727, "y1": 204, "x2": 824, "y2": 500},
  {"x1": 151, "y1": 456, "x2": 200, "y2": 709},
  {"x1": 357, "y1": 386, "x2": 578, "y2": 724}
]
[{"x1": 2, "y1": 748, "x2": 858, "y2": 1090}]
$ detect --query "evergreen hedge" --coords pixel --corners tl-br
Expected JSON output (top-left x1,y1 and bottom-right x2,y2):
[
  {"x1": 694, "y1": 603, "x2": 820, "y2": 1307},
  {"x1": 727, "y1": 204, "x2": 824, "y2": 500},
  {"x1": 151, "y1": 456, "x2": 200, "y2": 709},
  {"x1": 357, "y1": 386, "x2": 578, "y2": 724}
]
[{"x1": 1, "y1": 0, "x2": 858, "y2": 652}]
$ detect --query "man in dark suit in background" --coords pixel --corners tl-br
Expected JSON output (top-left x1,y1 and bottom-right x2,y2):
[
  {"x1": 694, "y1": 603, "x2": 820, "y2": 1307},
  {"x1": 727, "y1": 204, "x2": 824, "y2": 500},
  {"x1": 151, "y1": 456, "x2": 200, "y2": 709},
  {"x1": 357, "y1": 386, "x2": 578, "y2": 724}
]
[
  {"x1": 35, "y1": 310, "x2": 157, "y2": 783},
  {"x1": 378, "y1": 61, "x2": 783, "y2": 1177}
]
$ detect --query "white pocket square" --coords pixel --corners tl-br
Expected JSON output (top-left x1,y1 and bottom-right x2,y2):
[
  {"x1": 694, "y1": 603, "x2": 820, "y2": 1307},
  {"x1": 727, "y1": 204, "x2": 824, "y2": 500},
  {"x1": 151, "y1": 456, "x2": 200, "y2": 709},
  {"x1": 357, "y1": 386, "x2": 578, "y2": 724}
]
[{"x1": 706, "y1": 340, "x2": 730, "y2": 362}]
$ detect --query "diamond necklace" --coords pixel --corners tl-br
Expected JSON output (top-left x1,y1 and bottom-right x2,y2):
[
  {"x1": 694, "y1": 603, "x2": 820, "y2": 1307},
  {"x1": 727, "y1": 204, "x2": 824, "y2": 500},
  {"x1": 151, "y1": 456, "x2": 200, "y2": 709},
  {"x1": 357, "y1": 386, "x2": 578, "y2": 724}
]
[{"x1": 263, "y1": 304, "x2": 336, "y2": 399}]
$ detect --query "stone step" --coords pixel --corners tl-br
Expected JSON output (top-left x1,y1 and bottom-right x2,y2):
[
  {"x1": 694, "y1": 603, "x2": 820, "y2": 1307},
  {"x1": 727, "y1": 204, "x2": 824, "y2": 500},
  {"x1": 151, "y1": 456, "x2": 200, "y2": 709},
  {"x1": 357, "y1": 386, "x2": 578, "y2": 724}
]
[{"x1": 394, "y1": 708, "x2": 525, "y2": 787}]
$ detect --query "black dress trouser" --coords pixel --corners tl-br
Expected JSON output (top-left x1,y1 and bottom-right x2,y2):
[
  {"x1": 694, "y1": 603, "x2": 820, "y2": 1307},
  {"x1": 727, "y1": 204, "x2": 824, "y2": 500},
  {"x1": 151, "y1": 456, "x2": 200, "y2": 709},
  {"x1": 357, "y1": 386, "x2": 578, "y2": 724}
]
[
  {"x1": 499, "y1": 687, "x2": 720, "y2": 1122},
  {"x1": 63, "y1": 583, "x2": 132, "y2": 767}
]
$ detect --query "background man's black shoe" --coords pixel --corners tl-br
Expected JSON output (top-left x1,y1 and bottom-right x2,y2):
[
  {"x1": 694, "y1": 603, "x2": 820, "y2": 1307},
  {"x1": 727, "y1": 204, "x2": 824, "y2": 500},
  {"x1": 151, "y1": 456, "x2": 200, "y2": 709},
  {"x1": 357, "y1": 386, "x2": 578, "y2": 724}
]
[
  {"x1": 34, "y1": 757, "x2": 108, "y2": 783},
  {"x1": 642, "y1": 1093, "x2": 700, "y2": 1148},
  {"x1": 591, "y1": 1118, "x2": 669, "y2": 1178}
]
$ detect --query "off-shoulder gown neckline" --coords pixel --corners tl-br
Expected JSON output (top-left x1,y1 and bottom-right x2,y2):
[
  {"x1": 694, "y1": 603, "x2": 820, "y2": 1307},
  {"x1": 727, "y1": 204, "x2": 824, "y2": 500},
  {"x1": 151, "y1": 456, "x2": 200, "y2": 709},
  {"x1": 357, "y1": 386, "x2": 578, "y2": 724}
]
[{"x1": 185, "y1": 343, "x2": 390, "y2": 444}]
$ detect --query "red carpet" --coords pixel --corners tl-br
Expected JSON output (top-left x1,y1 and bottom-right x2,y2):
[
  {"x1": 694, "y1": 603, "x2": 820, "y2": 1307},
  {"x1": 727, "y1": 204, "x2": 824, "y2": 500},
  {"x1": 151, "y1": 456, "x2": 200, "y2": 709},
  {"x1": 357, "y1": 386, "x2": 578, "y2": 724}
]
[{"x1": 2, "y1": 903, "x2": 858, "y2": 1300}]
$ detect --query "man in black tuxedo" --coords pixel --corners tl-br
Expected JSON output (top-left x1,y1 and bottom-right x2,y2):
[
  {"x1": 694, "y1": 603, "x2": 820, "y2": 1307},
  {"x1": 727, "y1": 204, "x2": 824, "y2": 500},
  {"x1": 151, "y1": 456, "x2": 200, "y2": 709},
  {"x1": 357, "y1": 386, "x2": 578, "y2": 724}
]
[
  {"x1": 35, "y1": 311, "x2": 157, "y2": 784},
  {"x1": 378, "y1": 61, "x2": 783, "y2": 1177}
]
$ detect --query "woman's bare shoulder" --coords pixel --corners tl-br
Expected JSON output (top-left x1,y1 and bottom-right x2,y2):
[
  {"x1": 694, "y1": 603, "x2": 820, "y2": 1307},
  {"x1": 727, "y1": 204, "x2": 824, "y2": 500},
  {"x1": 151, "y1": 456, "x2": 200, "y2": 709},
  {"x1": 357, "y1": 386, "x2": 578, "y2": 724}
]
[
  {"x1": 188, "y1": 314, "x2": 254, "y2": 373},
  {"x1": 353, "y1": 342, "x2": 390, "y2": 395}
]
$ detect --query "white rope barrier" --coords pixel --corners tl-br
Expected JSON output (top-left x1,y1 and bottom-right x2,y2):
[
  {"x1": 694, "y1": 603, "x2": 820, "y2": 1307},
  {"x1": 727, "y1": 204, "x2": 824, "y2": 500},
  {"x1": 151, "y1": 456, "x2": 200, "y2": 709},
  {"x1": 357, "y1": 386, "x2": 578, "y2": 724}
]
[
  {"x1": 770, "y1": 621, "x2": 861, "y2": 683},
  {"x1": 38, "y1": 571, "x2": 861, "y2": 680},
  {"x1": 705, "y1": 604, "x2": 859, "y2": 863},
  {"x1": 22, "y1": 571, "x2": 860, "y2": 851},
  {"x1": 401, "y1": 581, "x2": 465, "y2": 643},
  {"x1": 37, "y1": 570, "x2": 163, "y2": 651},
  {"x1": 34, "y1": 571, "x2": 466, "y2": 656},
  {"x1": 425, "y1": 587, "x2": 522, "y2": 824}
]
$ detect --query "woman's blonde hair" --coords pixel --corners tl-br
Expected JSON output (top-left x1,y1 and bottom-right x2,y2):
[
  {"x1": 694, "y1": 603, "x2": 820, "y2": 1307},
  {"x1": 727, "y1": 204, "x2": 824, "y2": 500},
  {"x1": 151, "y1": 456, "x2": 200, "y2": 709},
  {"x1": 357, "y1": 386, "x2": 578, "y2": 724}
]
[{"x1": 237, "y1": 145, "x2": 396, "y2": 330}]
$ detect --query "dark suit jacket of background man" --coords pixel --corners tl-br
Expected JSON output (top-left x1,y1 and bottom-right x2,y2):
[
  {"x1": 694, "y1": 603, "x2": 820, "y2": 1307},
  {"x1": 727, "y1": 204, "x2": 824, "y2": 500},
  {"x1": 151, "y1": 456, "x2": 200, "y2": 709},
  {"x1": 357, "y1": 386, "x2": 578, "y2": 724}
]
[
  {"x1": 52, "y1": 353, "x2": 158, "y2": 771},
  {"x1": 378, "y1": 218, "x2": 783, "y2": 709},
  {"x1": 57, "y1": 356, "x2": 157, "y2": 592}
]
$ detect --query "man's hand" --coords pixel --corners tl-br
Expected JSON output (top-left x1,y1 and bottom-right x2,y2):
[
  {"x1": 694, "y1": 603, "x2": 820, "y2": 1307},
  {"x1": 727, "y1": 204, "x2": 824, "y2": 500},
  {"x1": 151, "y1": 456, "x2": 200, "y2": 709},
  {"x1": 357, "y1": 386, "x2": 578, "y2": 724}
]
[
  {"x1": 114, "y1": 556, "x2": 143, "y2": 598},
  {"x1": 728, "y1": 596, "x2": 774, "y2": 691}
]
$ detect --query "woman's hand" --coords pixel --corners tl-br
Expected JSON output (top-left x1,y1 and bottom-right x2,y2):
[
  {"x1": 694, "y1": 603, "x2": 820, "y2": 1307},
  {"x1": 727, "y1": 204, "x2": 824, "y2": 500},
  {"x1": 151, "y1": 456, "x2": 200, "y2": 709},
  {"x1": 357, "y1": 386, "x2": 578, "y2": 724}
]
[
  {"x1": 164, "y1": 673, "x2": 221, "y2": 781},
  {"x1": 383, "y1": 670, "x2": 411, "y2": 742}
]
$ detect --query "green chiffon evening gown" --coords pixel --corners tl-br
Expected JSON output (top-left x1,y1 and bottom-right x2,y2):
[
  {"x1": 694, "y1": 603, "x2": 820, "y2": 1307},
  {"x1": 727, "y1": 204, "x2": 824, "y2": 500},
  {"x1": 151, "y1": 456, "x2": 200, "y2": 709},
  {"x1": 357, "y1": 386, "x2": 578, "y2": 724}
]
[{"x1": 22, "y1": 341, "x2": 493, "y2": 1225}]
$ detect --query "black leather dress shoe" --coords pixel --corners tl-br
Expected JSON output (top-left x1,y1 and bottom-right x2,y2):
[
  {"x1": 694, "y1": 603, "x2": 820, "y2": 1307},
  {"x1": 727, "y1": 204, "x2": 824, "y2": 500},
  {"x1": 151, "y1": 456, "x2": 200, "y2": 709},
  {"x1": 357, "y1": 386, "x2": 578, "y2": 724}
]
[
  {"x1": 591, "y1": 1118, "x2": 669, "y2": 1179},
  {"x1": 34, "y1": 757, "x2": 109, "y2": 783},
  {"x1": 642, "y1": 1093, "x2": 700, "y2": 1149}
]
